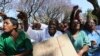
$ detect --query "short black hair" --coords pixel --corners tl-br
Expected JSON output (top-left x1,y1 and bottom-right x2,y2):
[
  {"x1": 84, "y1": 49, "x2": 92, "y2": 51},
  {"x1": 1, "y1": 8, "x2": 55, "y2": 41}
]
[{"x1": 48, "y1": 19, "x2": 59, "y2": 27}]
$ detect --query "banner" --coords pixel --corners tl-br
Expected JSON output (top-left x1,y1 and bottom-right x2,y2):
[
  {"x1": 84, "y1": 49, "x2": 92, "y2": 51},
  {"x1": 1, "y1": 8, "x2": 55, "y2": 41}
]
[{"x1": 33, "y1": 34, "x2": 78, "y2": 56}]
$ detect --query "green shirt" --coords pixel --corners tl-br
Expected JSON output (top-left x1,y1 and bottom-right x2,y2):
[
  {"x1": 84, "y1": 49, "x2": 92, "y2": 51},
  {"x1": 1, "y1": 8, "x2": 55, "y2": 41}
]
[
  {"x1": 69, "y1": 30, "x2": 89, "y2": 52},
  {"x1": 0, "y1": 30, "x2": 32, "y2": 56}
]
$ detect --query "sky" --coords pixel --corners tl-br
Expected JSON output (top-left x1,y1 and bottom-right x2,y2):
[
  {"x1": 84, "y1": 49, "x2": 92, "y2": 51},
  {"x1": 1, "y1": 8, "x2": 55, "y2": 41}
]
[
  {"x1": 6, "y1": 0, "x2": 100, "y2": 18},
  {"x1": 70, "y1": 0, "x2": 100, "y2": 13},
  {"x1": 6, "y1": 9, "x2": 19, "y2": 19}
]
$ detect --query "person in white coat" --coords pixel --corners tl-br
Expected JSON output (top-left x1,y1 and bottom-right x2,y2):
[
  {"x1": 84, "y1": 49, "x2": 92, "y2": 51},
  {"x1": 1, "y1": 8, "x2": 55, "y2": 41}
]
[{"x1": 39, "y1": 19, "x2": 62, "y2": 41}]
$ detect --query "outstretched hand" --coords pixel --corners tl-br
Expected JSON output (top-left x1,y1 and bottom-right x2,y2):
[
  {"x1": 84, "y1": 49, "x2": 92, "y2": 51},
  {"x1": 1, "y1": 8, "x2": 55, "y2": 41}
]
[
  {"x1": 17, "y1": 11, "x2": 28, "y2": 20},
  {"x1": 0, "y1": 12, "x2": 7, "y2": 20}
]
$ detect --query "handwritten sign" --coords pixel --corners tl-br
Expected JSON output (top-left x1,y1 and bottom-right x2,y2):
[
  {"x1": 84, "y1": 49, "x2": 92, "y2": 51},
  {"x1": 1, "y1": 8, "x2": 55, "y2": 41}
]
[{"x1": 33, "y1": 34, "x2": 78, "y2": 56}]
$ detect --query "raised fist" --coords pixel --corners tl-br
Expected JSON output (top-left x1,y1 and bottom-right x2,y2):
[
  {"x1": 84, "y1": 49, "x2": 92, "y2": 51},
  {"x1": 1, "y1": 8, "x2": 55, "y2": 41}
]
[
  {"x1": 73, "y1": 5, "x2": 79, "y2": 10},
  {"x1": 17, "y1": 11, "x2": 27, "y2": 20},
  {"x1": 0, "y1": 12, "x2": 7, "y2": 20}
]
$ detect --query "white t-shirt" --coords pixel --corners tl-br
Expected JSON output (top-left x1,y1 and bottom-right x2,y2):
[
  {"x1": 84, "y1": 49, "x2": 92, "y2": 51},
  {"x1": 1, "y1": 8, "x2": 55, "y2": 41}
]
[
  {"x1": 39, "y1": 28, "x2": 62, "y2": 41},
  {"x1": 27, "y1": 26, "x2": 42, "y2": 43}
]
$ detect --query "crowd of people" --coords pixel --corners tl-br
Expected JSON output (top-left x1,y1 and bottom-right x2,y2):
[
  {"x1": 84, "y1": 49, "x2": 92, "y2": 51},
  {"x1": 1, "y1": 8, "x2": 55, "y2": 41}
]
[{"x1": 0, "y1": 5, "x2": 100, "y2": 56}]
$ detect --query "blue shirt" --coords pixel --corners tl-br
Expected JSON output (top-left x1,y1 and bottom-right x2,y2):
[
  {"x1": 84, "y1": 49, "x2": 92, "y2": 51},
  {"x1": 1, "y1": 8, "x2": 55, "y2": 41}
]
[{"x1": 85, "y1": 30, "x2": 100, "y2": 56}]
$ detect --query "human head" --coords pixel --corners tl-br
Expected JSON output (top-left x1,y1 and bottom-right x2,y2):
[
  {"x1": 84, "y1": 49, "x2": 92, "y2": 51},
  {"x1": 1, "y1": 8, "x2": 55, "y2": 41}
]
[
  {"x1": 70, "y1": 19, "x2": 81, "y2": 31},
  {"x1": 3, "y1": 17, "x2": 18, "y2": 33},
  {"x1": 84, "y1": 14, "x2": 97, "y2": 31},
  {"x1": 48, "y1": 19, "x2": 58, "y2": 36},
  {"x1": 59, "y1": 20, "x2": 69, "y2": 33},
  {"x1": 84, "y1": 18, "x2": 96, "y2": 31},
  {"x1": 58, "y1": 23, "x2": 64, "y2": 32},
  {"x1": 62, "y1": 20, "x2": 69, "y2": 30}
]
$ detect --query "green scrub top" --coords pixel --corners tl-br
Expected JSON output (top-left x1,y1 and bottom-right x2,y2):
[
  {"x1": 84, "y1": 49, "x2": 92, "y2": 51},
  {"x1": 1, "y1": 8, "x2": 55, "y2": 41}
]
[
  {"x1": 0, "y1": 30, "x2": 33, "y2": 56},
  {"x1": 69, "y1": 30, "x2": 89, "y2": 52}
]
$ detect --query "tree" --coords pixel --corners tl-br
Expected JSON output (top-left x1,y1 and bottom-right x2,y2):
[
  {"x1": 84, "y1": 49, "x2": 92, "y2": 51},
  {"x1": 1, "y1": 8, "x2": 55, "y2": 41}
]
[
  {"x1": 15, "y1": 0, "x2": 45, "y2": 19},
  {"x1": 15, "y1": 0, "x2": 72, "y2": 23},
  {"x1": 37, "y1": 0, "x2": 72, "y2": 23},
  {"x1": 87, "y1": 0, "x2": 100, "y2": 24},
  {"x1": 0, "y1": 0, "x2": 12, "y2": 12}
]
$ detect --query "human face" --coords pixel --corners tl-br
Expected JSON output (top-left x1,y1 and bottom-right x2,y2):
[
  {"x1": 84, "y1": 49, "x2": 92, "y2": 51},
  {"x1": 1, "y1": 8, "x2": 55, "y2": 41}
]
[
  {"x1": 71, "y1": 19, "x2": 80, "y2": 30},
  {"x1": 87, "y1": 19, "x2": 96, "y2": 30},
  {"x1": 48, "y1": 21, "x2": 57, "y2": 35},
  {"x1": 3, "y1": 19, "x2": 16, "y2": 32}
]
